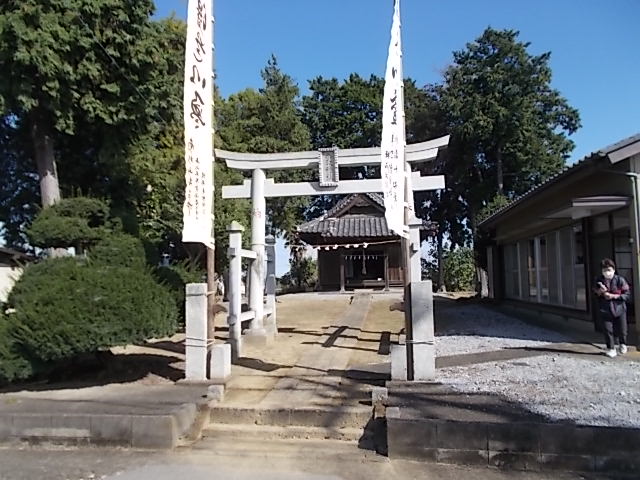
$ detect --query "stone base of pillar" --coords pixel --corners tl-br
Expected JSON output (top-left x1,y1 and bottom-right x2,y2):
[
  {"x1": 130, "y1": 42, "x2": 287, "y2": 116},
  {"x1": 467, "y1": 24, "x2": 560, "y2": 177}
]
[
  {"x1": 242, "y1": 327, "x2": 270, "y2": 346},
  {"x1": 209, "y1": 344, "x2": 232, "y2": 384},
  {"x1": 264, "y1": 321, "x2": 278, "y2": 338},
  {"x1": 227, "y1": 338, "x2": 242, "y2": 363},
  {"x1": 390, "y1": 344, "x2": 407, "y2": 381},
  {"x1": 412, "y1": 343, "x2": 435, "y2": 381},
  {"x1": 207, "y1": 384, "x2": 225, "y2": 403}
]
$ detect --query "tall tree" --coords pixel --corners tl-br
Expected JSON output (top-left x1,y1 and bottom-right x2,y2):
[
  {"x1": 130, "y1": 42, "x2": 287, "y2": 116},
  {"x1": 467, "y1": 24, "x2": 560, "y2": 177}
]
[
  {"x1": 0, "y1": 118, "x2": 38, "y2": 250},
  {"x1": 217, "y1": 57, "x2": 311, "y2": 269},
  {"x1": 0, "y1": 9, "x2": 187, "y2": 258},
  {"x1": 437, "y1": 27, "x2": 580, "y2": 232},
  {"x1": 301, "y1": 74, "x2": 436, "y2": 217},
  {"x1": 0, "y1": 0, "x2": 173, "y2": 210},
  {"x1": 302, "y1": 74, "x2": 384, "y2": 150}
]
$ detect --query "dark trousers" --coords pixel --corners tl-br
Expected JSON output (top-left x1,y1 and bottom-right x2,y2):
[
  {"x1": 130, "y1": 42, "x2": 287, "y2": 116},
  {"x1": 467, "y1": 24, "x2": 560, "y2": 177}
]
[{"x1": 601, "y1": 311, "x2": 628, "y2": 349}]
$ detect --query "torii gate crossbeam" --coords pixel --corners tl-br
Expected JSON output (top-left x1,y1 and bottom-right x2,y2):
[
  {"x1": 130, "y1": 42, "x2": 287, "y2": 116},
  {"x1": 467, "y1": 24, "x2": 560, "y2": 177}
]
[{"x1": 218, "y1": 135, "x2": 449, "y2": 341}]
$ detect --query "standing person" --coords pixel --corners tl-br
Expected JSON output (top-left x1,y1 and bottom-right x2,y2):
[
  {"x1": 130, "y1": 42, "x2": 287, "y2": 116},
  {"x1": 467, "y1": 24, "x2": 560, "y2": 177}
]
[{"x1": 593, "y1": 258, "x2": 631, "y2": 357}]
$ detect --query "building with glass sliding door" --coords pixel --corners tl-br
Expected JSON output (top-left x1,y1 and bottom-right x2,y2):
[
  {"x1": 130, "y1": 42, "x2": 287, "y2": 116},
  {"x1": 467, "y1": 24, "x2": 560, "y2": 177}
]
[{"x1": 479, "y1": 133, "x2": 640, "y2": 338}]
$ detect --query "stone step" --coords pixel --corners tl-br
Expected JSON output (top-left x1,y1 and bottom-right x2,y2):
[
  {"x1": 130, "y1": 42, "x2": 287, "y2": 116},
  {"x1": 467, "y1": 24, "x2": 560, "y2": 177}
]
[
  {"x1": 191, "y1": 434, "x2": 386, "y2": 462},
  {"x1": 209, "y1": 405, "x2": 372, "y2": 429},
  {"x1": 203, "y1": 422, "x2": 367, "y2": 442}
]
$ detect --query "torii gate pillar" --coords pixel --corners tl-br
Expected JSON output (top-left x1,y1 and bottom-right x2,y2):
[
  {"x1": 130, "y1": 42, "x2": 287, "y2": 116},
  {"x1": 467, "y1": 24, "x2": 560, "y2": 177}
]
[{"x1": 246, "y1": 168, "x2": 268, "y2": 340}]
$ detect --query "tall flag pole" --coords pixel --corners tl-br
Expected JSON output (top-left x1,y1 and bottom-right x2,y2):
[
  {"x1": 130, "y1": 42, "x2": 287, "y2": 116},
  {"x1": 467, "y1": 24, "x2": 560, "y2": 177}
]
[
  {"x1": 381, "y1": 0, "x2": 409, "y2": 239},
  {"x1": 182, "y1": 0, "x2": 214, "y2": 248},
  {"x1": 382, "y1": 0, "x2": 415, "y2": 380}
]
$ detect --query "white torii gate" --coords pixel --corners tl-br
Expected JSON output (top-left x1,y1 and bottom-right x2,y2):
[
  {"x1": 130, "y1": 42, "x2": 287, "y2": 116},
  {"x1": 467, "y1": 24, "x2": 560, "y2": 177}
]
[{"x1": 219, "y1": 134, "x2": 449, "y2": 344}]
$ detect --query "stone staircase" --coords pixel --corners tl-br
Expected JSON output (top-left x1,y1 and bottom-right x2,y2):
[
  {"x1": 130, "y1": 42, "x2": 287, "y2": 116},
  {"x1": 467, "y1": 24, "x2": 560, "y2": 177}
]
[
  {"x1": 207, "y1": 404, "x2": 372, "y2": 438},
  {"x1": 199, "y1": 403, "x2": 382, "y2": 458},
  {"x1": 197, "y1": 293, "x2": 387, "y2": 456}
]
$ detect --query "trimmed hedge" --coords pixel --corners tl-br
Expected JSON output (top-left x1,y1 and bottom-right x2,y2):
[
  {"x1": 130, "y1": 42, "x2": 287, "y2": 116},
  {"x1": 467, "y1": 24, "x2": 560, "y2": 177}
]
[
  {"x1": 7, "y1": 257, "x2": 178, "y2": 363},
  {"x1": 88, "y1": 233, "x2": 147, "y2": 269},
  {"x1": 27, "y1": 197, "x2": 111, "y2": 250},
  {"x1": 0, "y1": 313, "x2": 35, "y2": 383}
]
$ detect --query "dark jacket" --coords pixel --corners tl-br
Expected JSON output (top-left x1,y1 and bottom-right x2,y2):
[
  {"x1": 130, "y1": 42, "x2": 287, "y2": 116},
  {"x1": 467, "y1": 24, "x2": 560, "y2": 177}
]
[{"x1": 594, "y1": 274, "x2": 631, "y2": 317}]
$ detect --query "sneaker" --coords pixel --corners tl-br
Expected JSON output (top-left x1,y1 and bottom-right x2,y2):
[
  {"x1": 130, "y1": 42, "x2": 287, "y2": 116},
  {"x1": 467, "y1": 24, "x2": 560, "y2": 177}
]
[
  {"x1": 605, "y1": 348, "x2": 618, "y2": 358},
  {"x1": 619, "y1": 344, "x2": 628, "y2": 355}
]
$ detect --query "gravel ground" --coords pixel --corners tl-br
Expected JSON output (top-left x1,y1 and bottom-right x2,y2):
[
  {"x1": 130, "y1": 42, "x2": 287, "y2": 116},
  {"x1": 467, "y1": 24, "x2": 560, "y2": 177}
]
[
  {"x1": 435, "y1": 303, "x2": 571, "y2": 357},
  {"x1": 435, "y1": 303, "x2": 640, "y2": 428}
]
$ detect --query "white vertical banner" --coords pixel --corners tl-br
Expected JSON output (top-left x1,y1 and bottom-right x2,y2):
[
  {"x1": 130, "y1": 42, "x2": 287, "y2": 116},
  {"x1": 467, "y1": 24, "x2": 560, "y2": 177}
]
[
  {"x1": 381, "y1": 0, "x2": 409, "y2": 238},
  {"x1": 182, "y1": 0, "x2": 214, "y2": 247}
]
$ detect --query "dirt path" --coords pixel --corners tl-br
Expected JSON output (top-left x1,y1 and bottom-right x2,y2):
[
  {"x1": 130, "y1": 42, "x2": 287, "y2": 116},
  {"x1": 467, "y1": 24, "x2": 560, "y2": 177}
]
[{"x1": 219, "y1": 292, "x2": 402, "y2": 409}]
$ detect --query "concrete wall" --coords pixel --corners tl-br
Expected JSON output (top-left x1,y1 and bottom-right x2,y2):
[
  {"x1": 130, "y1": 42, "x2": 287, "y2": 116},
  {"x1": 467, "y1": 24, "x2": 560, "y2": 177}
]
[
  {"x1": 0, "y1": 263, "x2": 23, "y2": 303},
  {"x1": 387, "y1": 408, "x2": 640, "y2": 474}
]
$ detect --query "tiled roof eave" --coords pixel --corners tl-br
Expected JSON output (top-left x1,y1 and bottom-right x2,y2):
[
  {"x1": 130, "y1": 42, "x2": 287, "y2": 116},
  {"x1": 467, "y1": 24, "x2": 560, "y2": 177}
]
[{"x1": 479, "y1": 132, "x2": 640, "y2": 229}]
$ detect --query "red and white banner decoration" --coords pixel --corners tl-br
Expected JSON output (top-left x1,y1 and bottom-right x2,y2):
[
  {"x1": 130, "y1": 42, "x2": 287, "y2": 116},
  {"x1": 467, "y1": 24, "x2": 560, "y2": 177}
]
[
  {"x1": 381, "y1": 0, "x2": 409, "y2": 238},
  {"x1": 182, "y1": 0, "x2": 214, "y2": 246}
]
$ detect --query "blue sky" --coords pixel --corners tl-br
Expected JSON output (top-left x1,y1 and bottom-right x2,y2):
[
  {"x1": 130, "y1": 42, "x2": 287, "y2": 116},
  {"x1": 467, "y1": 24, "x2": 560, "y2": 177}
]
[
  {"x1": 157, "y1": 0, "x2": 639, "y2": 162},
  {"x1": 155, "y1": 0, "x2": 640, "y2": 274}
]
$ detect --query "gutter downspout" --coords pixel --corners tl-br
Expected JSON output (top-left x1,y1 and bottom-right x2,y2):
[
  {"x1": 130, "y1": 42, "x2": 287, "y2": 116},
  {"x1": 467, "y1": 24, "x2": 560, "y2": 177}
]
[{"x1": 606, "y1": 170, "x2": 640, "y2": 348}]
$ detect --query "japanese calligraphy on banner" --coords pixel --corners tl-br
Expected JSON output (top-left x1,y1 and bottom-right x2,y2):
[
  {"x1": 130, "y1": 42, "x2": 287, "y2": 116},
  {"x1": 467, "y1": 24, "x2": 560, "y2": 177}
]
[
  {"x1": 182, "y1": 0, "x2": 214, "y2": 247},
  {"x1": 381, "y1": 0, "x2": 409, "y2": 238}
]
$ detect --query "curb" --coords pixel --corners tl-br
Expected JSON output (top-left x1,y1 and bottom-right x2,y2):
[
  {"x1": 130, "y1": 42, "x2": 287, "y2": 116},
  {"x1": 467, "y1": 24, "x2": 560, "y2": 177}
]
[
  {"x1": 386, "y1": 407, "x2": 640, "y2": 474},
  {"x1": 0, "y1": 402, "x2": 198, "y2": 449}
]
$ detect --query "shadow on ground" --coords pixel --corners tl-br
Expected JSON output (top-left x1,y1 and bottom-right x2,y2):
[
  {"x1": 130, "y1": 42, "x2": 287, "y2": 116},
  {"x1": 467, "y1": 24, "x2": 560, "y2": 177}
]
[{"x1": 0, "y1": 345, "x2": 185, "y2": 394}]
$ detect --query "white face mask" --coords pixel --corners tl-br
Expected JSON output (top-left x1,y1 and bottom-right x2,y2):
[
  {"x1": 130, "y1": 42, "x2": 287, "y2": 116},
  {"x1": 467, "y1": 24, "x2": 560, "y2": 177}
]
[{"x1": 602, "y1": 269, "x2": 615, "y2": 280}]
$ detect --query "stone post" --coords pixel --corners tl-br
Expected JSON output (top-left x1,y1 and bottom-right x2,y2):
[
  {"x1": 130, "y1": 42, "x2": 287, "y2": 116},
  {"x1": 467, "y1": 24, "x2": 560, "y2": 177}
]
[
  {"x1": 409, "y1": 280, "x2": 436, "y2": 381},
  {"x1": 265, "y1": 235, "x2": 278, "y2": 337},
  {"x1": 227, "y1": 221, "x2": 244, "y2": 361},
  {"x1": 209, "y1": 343, "x2": 231, "y2": 384},
  {"x1": 409, "y1": 217, "x2": 422, "y2": 283},
  {"x1": 248, "y1": 168, "x2": 267, "y2": 338},
  {"x1": 185, "y1": 283, "x2": 208, "y2": 381}
]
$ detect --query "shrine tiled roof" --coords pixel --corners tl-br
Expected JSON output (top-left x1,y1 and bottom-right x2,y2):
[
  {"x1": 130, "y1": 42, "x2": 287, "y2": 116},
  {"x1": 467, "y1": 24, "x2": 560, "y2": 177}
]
[
  {"x1": 297, "y1": 193, "x2": 393, "y2": 239},
  {"x1": 298, "y1": 215, "x2": 393, "y2": 238},
  {"x1": 298, "y1": 193, "x2": 437, "y2": 240}
]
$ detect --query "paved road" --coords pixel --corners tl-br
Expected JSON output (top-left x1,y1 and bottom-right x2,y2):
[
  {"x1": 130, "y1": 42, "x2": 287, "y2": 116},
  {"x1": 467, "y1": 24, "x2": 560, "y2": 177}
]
[{"x1": 0, "y1": 445, "x2": 626, "y2": 480}]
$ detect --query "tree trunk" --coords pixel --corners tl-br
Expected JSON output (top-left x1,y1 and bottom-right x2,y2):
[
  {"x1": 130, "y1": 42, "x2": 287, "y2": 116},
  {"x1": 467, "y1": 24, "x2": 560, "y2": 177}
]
[
  {"x1": 30, "y1": 117, "x2": 61, "y2": 207},
  {"x1": 496, "y1": 148, "x2": 504, "y2": 196},
  {"x1": 31, "y1": 117, "x2": 65, "y2": 257}
]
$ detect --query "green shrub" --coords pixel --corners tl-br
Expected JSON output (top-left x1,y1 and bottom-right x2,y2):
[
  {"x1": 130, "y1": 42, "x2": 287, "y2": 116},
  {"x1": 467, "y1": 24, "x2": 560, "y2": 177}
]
[
  {"x1": 443, "y1": 247, "x2": 476, "y2": 292},
  {"x1": 155, "y1": 261, "x2": 205, "y2": 325},
  {"x1": 289, "y1": 257, "x2": 317, "y2": 289},
  {"x1": 27, "y1": 197, "x2": 111, "y2": 250},
  {"x1": 7, "y1": 257, "x2": 178, "y2": 363},
  {"x1": 88, "y1": 233, "x2": 147, "y2": 270},
  {"x1": 0, "y1": 313, "x2": 35, "y2": 384}
]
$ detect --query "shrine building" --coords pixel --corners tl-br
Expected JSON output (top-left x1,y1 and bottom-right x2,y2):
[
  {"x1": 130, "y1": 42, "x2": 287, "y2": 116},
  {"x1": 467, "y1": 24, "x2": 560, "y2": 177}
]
[{"x1": 297, "y1": 193, "x2": 436, "y2": 291}]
